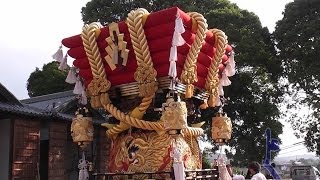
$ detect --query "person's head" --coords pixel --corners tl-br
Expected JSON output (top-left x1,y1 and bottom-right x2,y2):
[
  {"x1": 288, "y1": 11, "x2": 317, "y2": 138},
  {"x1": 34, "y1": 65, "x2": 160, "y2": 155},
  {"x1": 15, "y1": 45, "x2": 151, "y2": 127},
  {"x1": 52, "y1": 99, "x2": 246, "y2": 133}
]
[{"x1": 248, "y1": 161, "x2": 261, "y2": 174}]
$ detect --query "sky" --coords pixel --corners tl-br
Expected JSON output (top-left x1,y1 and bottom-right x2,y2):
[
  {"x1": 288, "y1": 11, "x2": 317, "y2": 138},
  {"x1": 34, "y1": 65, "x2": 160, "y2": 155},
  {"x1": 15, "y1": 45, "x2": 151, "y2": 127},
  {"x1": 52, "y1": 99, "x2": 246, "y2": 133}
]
[{"x1": 0, "y1": 0, "x2": 315, "y2": 158}]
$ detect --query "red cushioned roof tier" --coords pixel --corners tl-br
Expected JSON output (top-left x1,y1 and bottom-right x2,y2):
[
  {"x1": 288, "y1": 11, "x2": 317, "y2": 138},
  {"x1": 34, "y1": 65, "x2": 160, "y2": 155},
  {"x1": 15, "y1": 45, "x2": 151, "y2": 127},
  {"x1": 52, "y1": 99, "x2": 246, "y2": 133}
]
[{"x1": 62, "y1": 7, "x2": 232, "y2": 89}]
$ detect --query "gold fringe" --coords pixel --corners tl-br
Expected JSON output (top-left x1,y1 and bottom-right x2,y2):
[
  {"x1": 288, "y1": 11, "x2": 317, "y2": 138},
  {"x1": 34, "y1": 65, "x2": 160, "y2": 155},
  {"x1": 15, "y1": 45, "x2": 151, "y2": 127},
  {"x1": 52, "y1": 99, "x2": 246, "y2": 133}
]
[
  {"x1": 207, "y1": 94, "x2": 216, "y2": 107},
  {"x1": 185, "y1": 84, "x2": 194, "y2": 98}
]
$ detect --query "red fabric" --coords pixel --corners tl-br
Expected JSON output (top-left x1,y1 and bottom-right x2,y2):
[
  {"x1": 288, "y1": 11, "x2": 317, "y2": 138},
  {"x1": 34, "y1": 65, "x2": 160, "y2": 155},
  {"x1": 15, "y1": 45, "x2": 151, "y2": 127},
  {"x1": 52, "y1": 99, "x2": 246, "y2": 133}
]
[
  {"x1": 222, "y1": 54, "x2": 228, "y2": 63},
  {"x1": 61, "y1": 7, "x2": 233, "y2": 90}
]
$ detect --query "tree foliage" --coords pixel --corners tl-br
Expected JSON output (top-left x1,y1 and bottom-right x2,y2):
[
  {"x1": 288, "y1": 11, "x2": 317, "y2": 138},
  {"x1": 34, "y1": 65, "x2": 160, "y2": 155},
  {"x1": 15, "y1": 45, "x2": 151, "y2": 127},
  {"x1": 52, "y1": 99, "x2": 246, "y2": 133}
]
[
  {"x1": 274, "y1": 0, "x2": 320, "y2": 155},
  {"x1": 82, "y1": 0, "x2": 284, "y2": 165},
  {"x1": 27, "y1": 61, "x2": 73, "y2": 97}
]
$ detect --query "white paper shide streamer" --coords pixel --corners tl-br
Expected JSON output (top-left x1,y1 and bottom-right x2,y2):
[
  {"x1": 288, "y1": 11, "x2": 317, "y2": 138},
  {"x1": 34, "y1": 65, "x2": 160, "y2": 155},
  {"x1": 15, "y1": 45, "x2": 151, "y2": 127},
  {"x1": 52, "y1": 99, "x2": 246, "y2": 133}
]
[
  {"x1": 168, "y1": 14, "x2": 186, "y2": 89},
  {"x1": 78, "y1": 152, "x2": 89, "y2": 180},
  {"x1": 54, "y1": 45, "x2": 87, "y2": 105},
  {"x1": 73, "y1": 79, "x2": 87, "y2": 105},
  {"x1": 58, "y1": 54, "x2": 69, "y2": 71},
  {"x1": 224, "y1": 51, "x2": 235, "y2": 77},
  {"x1": 52, "y1": 45, "x2": 64, "y2": 62},
  {"x1": 216, "y1": 51, "x2": 235, "y2": 106},
  {"x1": 172, "y1": 146, "x2": 185, "y2": 180},
  {"x1": 66, "y1": 67, "x2": 77, "y2": 84}
]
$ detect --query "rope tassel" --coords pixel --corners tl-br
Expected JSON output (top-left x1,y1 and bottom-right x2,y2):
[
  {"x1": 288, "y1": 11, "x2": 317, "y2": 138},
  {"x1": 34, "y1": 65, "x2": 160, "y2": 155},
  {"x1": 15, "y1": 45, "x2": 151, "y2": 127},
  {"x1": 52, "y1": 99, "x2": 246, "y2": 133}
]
[{"x1": 208, "y1": 94, "x2": 217, "y2": 107}]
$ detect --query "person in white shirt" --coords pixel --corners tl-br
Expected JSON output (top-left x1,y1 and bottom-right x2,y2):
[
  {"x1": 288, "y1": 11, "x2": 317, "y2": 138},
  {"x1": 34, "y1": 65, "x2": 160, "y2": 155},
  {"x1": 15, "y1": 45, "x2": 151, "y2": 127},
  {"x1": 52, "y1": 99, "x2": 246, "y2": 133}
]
[
  {"x1": 226, "y1": 164, "x2": 245, "y2": 180},
  {"x1": 247, "y1": 161, "x2": 267, "y2": 180}
]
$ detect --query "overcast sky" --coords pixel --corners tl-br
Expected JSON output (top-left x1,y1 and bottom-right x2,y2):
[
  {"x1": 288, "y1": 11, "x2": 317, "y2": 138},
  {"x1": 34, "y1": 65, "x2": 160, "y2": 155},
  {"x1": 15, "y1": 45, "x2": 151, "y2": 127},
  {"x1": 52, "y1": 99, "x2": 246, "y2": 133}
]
[{"x1": 0, "y1": 0, "x2": 314, "y2": 157}]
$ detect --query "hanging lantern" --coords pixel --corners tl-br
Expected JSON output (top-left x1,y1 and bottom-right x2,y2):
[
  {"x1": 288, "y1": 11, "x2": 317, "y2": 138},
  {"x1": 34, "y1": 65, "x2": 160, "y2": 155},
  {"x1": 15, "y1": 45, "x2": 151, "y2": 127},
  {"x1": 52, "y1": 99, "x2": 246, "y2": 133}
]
[
  {"x1": 162, "y1": 96, "x2": 188, "y2": 132},
  {"x1": 211, "y1": 113, "x2": 232, "y2": 145},
  {"x1": 71, "y1": 107, "x2": 94, "y2": 149}
]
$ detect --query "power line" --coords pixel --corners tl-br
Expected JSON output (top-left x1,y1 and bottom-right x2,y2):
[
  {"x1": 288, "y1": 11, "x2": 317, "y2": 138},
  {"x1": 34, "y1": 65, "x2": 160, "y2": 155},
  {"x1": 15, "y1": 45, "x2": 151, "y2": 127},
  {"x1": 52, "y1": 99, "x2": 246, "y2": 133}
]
[
  {"x1": 280, "y1": 141, "x2": 305, "y2": 150},
  {"x1": 278, "y1": 147, "x2": 307, "y2": 156}
]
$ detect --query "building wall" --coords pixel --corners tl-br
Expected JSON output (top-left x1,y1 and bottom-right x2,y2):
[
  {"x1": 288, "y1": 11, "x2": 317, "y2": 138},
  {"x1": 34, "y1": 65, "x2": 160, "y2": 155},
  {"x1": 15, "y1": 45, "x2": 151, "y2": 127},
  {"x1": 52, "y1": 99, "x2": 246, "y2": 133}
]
[
  {"x1": 48, "y1": 121, "x2": 68, "y2": 180},
  {"x1": 0, "y1": 119, "x2": 11, "y2": 180},
  {"x1": 11, "y1": 119, "x2": 40, "y2": 180},
  {"x1": 97, "y1": 127, "x2": 110, "y2": 173}
]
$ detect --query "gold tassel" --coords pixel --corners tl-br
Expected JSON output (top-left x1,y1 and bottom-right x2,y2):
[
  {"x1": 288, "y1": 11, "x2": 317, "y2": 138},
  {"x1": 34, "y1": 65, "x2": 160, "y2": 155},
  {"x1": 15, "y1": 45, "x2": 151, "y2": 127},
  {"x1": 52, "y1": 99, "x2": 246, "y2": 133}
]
[
  {"x1": 185, "y1": 84, "x2": 194, "y2": 98},
  {"x1": 207, "y1": 94, "x2": 216, "y2": 107}
]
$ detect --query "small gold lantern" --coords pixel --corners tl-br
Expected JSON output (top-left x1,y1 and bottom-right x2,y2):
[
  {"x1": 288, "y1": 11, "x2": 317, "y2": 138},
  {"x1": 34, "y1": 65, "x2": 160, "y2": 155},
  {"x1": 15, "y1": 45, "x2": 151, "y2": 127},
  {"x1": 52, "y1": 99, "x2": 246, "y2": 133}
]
[
  {"x1": 71, "y1": 108, "x2": 94, "y2": 149},
  {"x1": 211, "y1": 113, "x2": 232, "y2": 145},
  {"x1": 161, "y1": 97, "x2": 188, "y2": 131}
]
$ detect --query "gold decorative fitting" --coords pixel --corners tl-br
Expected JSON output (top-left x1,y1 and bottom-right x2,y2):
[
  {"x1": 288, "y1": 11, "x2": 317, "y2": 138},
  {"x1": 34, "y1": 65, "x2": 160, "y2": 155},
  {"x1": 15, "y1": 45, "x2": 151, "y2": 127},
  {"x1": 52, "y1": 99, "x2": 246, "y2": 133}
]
[
  {"x1": 105, "y1": 22, "x2": 130, "y2": 70},
  {"x1": 162, "y1": 98, "x2": 188, "y2": 130},
  {"x1": 211, "y1": 113, "x2": 232, "y2": 145},
  {"x1": 71, "y1": 114, "x2": 94, "y2": 149}
]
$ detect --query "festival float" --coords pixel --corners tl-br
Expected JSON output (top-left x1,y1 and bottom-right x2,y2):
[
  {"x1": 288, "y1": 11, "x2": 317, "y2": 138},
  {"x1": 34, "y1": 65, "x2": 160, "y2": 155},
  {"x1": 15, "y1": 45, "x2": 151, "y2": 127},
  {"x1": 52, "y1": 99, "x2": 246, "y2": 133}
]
[{"x1": 53, "y1": 6, "x2": 235, "y2": 179}]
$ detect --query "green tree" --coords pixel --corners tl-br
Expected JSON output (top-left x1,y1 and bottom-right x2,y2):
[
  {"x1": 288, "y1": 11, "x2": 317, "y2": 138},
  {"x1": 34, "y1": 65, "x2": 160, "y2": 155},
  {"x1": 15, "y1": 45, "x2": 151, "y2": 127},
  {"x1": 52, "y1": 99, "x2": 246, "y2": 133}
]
[
  {"x1": 27, "y1": 61, "x2": 73, "y2": 97},
  {"x1": 82, "y1": 0, "x2": 284, "y2": 166},
  {"x1": 202, "y1": 148, "x2": 213, "y2": 169},
  {"x1": 274, "y1": 0, "x2": 320, "y2": 155}
]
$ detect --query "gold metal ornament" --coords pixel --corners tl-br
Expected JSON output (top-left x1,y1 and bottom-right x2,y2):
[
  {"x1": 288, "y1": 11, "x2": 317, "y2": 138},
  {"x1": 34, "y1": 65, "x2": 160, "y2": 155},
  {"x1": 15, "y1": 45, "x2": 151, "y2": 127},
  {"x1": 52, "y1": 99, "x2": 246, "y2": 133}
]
[
  {"x1": 211, "y1": 113, "x2": 232, "y2": 145},
  {"x1": 71, "y1": 109, "x2": 94, "y2": 149},
  {"x1": 161, "y1": 98, "x2": 188, "y2": 130}
]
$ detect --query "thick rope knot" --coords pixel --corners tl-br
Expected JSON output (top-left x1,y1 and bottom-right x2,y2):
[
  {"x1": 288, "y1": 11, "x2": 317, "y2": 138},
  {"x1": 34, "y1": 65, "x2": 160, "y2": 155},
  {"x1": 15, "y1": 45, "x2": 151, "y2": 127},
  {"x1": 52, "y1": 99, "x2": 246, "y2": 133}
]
[
  {"x1": 127, "y1": 8, "x2": 158, "y2": 97},
  {"x1": 81, "y1": 23, "x2": 106, "y2": 78},
  {"x1": 81, "y1": 22, "x2": 112, "y2": 108},
  {"x1": 87, "y1": 77, "x2": 111, "y2": 108}
]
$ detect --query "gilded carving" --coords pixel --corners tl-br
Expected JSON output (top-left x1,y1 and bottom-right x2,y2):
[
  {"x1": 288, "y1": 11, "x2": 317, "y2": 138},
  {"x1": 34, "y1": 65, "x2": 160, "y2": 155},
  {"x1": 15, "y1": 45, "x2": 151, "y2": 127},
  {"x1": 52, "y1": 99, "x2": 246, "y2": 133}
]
[
  {"x1": 108, "y1": 132, "x2": 201, "y2": 175},
  {"x1": 211, "y1": 113, "x2": 232, "y2": 144},
  {"x1": 71, "y1": 114, "x2": 94, "y2": 148},
  {"x1": 161, "y1": 98, "x2": 188, "y2": 130},
  {"x1": 105, "y1": 22, "x2": 129, "y2": 70}
]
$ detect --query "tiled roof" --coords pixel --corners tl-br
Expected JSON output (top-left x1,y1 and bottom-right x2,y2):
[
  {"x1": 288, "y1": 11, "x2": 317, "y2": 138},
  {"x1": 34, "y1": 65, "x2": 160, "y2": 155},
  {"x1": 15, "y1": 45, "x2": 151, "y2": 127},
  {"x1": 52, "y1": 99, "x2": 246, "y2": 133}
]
[
  {"x1": 0, "y1": 83, "x2": 21, "y2": 105},
  {"x1": 0, "y1": 102, "x2": 45, "y2": 117},
  {"x1": 20, "y1": 90, "x2": 75, "y2": 111},
  {"x1": 0, "y1": 101, "x2": 73, "y2": 121},
  {"x1": 0, "y1": 86, "x2": 105, "y2": 124}
]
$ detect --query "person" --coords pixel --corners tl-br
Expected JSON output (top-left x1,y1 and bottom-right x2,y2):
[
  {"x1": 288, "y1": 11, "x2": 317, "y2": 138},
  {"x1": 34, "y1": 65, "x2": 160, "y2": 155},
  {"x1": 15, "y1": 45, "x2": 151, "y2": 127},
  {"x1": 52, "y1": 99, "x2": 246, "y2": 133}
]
[
  {"x1": 226, "y1": 164, "x2": 245, "y2": 180},
  {"x1": 247, "y1": 161, "x2": 267, "y2": 180},
  {"x1": 245, "y1": 169, "x2": 252, "y2": 179}
]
